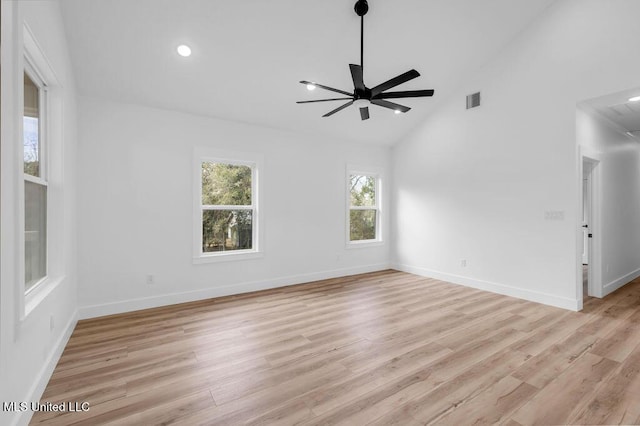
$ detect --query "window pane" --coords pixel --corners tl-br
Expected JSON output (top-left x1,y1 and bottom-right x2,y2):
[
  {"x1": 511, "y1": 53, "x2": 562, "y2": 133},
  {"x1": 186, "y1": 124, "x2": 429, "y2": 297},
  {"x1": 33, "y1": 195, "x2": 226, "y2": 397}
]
[
  {"x1": 350, "y1": 209, "x2": 376, "y2": 241},
  {"x1": 203, "y1": 210, "x2": 253, "y2": 252},
  {"x1": 25, "y1": 181, "x2": 47, "y2": 290},
  {"x1": 350, "y1": 175, "x2": 376, "y2": 207},
  {"x1": 202, "y1": 162, "x2": 252, "y2": 206},
  {"x1": 24, "y1": 72, "x2": 41, "y2": 177}
]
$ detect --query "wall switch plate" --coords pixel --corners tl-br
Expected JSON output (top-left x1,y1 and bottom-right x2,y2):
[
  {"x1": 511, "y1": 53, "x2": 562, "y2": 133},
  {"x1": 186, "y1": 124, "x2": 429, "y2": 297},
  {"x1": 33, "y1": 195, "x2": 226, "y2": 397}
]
[
  {"x1": 544, "y1": 210, "x2": 565, "y2": 221},
  {"x1": 461, "y1": 259, "x2": 467, "y2": 267}
]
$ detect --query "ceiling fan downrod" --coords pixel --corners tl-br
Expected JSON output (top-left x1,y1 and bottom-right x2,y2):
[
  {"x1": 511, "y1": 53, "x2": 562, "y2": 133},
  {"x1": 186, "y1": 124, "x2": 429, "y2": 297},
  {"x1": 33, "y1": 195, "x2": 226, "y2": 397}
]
[{"x1": 354, "y1": 0, "x2": 368, "y2": 70}]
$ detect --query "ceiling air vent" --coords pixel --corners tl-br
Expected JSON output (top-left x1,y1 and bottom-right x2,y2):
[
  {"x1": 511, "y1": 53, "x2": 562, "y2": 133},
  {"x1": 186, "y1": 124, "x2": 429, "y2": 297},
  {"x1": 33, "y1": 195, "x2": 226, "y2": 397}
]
[{"x1": 466, "y1": 92, "x2": 481, "y2": 109}]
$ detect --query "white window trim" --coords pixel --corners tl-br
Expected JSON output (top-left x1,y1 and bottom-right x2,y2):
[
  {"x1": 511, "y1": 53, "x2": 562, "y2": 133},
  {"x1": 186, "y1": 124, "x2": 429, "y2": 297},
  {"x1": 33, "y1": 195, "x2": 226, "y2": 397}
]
[
  {"x1": 193, "y1": 147, "x2": 264, "y2": 264},
  {"x1": 346, "y1": 165, "x2": 384, "y2": 248},
  {"x1": 19, "y1": 24, "x2": 62, "y2": 319}
]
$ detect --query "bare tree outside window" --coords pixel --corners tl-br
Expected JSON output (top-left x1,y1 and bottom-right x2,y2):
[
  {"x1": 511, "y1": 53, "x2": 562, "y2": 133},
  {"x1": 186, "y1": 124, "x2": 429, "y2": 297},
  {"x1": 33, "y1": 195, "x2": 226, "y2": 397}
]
[{"x1": 24, "y1": 72, "x2": 40, "y2": 177}]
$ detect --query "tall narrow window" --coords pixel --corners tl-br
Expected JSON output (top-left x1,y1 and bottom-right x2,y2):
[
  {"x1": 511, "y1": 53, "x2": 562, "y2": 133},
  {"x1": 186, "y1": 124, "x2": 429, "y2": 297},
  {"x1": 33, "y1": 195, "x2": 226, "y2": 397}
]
[
  {"x1": 200, "y1": 161, "x2": 255, "y2": 255},
  {"x1": 23, "y1": 71, "x2": 47, "y2": 292},
  {"x1": 349, "y1": 172, "x2": 380, "y2": 243}
]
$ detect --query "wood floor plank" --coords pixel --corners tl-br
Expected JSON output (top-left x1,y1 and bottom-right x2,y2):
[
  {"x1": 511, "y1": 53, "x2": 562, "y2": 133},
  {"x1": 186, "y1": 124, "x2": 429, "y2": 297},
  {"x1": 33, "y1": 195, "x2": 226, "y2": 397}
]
[
  {"x1": 245, "y1": 399, "x2": 316, "y2": 426},
  {"x1": 434, "y1": 375, "x2": 538, "y2": 425},
  {"x1": 31, "y1": 375, "x2": 211, "y2": 426},
  {"x1": 300, "y1": 363, "x2": 445, "y2": 425},
  {"x1": 510, "y1": 353, "x2": 619, "y2": 425},
  {"x1": 569, "y1": 344, "x2": 640, "y2": 425},
  {"x1": 511, "y1": 330, "x2": 598, "y2": 389},
  {"x1": 305, "y1": 341, "x2": 451, "y2": 416},
  {"x1": 209, "y1": 339, "x2": 367, "y2": 406},
  {"x1": 31, "y1": 269, "x2": 640, "y2": 425},
  {"x1": 101, "y1": 390, "x2": 215, "y2": 426},
  {"x1": 200, "y1": 363, "x2": 351, "y2": 425},
  {"x1": 389, "y1": 348, "x2": 529, "y2": 424},
  {"x1": 589, "y1": 309, "x2": 640, "y2": 362}
]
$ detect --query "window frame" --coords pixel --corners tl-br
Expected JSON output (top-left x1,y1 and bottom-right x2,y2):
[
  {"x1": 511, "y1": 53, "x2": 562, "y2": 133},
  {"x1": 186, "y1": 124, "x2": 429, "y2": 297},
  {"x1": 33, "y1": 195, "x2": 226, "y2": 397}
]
[
  {"x1": 18, "y1": 24, "x2": 63, "y2": 319},
  {"x1": 193, "y1": 148, "x2": 263, "y2": 263},
  {"x1": 346, "y1": 166, "x2": 383, "y2": 247}
]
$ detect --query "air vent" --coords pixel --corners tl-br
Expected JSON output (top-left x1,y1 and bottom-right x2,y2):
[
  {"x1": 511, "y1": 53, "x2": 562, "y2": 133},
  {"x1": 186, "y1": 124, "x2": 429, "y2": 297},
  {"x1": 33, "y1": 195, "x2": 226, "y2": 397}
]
[{"x1": 466, "y1": 92, "x2": 481, "y2": 109}]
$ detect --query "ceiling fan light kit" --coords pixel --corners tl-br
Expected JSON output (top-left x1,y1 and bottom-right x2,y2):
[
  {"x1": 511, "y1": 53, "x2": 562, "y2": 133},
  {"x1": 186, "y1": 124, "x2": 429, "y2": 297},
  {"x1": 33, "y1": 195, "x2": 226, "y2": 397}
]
[{"x1": 297, "y1": 0, "x2": 435, "y2": 121}]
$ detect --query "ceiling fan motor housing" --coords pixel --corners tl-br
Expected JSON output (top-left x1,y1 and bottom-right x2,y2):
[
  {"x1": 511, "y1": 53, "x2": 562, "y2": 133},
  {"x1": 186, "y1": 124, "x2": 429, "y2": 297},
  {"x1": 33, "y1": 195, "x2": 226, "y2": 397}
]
[
  {"x1": 354, "y1": 0, "x2": 369, "y2": 16},
  {"x1": 356, "y1": 87, "x2": 372, "y2": 100}
]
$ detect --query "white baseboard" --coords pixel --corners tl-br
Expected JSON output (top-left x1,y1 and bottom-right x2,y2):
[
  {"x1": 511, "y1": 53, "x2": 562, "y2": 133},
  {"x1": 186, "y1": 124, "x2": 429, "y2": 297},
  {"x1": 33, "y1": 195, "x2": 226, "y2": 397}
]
[
  {"x1": 16, "y1": 311, "x2": 78, "y2": 426},
  {"x1": 393, "y1": 263, "x2": 580, "y2": 311},
  {"x1": 79, "y1": 263, "x2": 390, "y2": 319},
  {"x1": 602, "y1": 266, "x2": 640, "y2": 297}
]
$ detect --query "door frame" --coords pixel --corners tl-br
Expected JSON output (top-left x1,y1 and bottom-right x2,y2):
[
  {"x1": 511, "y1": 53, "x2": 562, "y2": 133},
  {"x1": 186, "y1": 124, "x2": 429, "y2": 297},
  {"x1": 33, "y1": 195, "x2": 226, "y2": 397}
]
[
  {"x1": 578, "y1": 147, "x2": 602, "y2": 304},
  {"x1": 582, "y1": 166, "x2": 590, "y2": 265}
]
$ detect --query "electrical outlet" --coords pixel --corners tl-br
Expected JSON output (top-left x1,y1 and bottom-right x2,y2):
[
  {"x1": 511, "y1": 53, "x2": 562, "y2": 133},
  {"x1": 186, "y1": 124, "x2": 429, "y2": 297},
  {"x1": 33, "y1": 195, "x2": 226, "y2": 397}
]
[
  {"x1": 49, "y1": 315, "x2": 55, "y2": 331},
  {"x1": 461, "y1": 259, "x2": 467, "y2": 267},
  {"x1": 146, "y1": 274, "x2": 155, "y2": 285}
]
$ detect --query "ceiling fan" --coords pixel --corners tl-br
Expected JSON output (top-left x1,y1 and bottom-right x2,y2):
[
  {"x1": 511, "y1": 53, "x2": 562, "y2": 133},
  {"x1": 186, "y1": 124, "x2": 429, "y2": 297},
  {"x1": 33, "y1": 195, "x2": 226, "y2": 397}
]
[{"x1": 297, "y1": 0, "x2": 435, "y2": 121}]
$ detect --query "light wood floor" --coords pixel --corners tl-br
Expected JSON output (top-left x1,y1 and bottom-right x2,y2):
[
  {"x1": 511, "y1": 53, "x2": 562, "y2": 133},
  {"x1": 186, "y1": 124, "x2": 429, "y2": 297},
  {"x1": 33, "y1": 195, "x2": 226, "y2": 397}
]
[{"x1": 31, "y1": 270, "x2": 640, "y2": 425}]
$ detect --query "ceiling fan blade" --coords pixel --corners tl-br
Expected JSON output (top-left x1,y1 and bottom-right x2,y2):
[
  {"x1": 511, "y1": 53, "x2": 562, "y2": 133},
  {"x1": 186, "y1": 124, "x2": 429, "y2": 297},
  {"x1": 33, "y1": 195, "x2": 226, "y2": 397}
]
[
  {"x1": 373, "y1": 89, "x2": 434, "y2": 99},
  {"x1": 300, "y1": 81, "x2": 353, "y2": 96},
  {"x1": 359, "y1": 106, "x2": 370, "y2": 120},
  {"x1": 370, "y1": 69, "x2": 420, "y2": 97},
  {"x1": 350, "y1": 64, "x2": 365, "y2": 92},
  {"x1": 371, "y1": 99, "x2": 410, "y2": 113},
  {"x1": 323, "y1": 100, "x2": 354, "y2": 117},
  {"x1": 297, "y1": 97, "x2": 353, "y2": 104}
]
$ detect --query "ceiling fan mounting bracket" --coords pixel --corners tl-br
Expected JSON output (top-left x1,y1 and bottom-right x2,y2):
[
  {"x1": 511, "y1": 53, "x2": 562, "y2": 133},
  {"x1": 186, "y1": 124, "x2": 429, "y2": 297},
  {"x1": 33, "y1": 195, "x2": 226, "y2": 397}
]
[{"x1": 354, "y1": 0, "x2": 369, "y2": 17}]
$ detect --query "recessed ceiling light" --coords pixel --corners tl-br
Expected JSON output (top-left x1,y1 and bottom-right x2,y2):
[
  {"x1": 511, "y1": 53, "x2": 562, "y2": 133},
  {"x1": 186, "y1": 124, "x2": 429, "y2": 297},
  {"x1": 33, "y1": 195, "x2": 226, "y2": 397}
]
[
  {"x1": 306, "y1": 84, "x2": 316, "y2": 91},
  {"x1": 177, "y1": 45, "x2": 191, "y2": 57},
  {"x1": 629, "y1": 95, "x2": 640, "y2": 102},
  {"x1": 394, "y1": 110, "x2": 401, "y2": 114}
]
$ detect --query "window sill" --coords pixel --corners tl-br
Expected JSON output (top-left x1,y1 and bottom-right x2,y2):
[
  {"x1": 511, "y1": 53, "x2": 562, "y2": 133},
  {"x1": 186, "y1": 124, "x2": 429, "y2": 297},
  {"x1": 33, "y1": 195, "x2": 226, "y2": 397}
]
[
  {"x1": 346, "y1": 240, "x2": 385, "y2": 249},
  {"x1": 193, "y1": 250, "x2": 264, "y2": 264},
  {"x1": 24, "y1": 275, "x2": 64, "y2": 319}
]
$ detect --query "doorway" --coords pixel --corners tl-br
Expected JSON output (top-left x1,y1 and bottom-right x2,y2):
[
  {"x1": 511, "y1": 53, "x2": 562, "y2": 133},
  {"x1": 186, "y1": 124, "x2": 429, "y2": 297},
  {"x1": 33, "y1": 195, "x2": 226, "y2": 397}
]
[
  {"x1": 582, "y1": 160, "x2": 592, "y2": 299},
  {"x1": 581, "y1": 155, "x2": 600, "y2": 301}
]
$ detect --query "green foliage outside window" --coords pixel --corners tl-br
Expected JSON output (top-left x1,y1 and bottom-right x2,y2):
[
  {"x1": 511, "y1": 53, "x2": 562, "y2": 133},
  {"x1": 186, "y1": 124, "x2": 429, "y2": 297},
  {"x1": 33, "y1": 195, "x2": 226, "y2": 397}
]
[
  {"x1": 350, "y1": 174, "x2": 377, "y2": 241},
  {"x1": 202, "y1": 163, "x2": 253, "y2": 252}
]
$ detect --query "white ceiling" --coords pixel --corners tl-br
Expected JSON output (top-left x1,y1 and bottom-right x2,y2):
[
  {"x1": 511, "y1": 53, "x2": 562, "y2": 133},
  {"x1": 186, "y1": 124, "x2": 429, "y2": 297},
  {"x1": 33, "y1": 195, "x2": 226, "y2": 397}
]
[
  {"x1": 60, "y1": 0, "x2": 557, "y2": 146},
  {"x1": 586, "y1": 89, "x2": 640, "y2": 139}
]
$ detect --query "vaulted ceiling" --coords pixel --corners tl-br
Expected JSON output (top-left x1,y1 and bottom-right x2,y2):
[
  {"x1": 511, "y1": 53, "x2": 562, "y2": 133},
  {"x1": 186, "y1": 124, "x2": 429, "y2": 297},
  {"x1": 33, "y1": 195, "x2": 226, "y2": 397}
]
[{"x1": 60, "y1": 0, "x2": 557, "y2": 146}]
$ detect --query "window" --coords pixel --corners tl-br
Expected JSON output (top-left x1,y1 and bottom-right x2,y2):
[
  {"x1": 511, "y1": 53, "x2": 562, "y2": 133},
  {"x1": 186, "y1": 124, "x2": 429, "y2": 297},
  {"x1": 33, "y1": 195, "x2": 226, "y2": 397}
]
[
  {"x1": 17, "y1": 24, "x2": 63, "y2": 317},
  {"x1": 194, "y1": 149, "x2": 262, "y2": 262},
  {"x1": 348, "y1": 171, "x2": 381, "y2": 244},
  {"x1": 23, "y1": 70, "x2": 48, "y2": 293}
]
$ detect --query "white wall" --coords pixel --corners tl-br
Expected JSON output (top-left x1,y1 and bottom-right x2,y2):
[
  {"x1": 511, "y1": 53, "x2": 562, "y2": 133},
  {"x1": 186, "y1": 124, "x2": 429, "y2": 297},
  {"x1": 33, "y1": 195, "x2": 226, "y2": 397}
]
[
  {"x1": 0, "y1": 2, "x2": 79, "y2": 425},
  {"x1": 577, "y1": 107, "x2": 640, "y2": 295},
  {"x1": 391, "y1": 0, "x2": 640, "y2": 310},
  {"x1": 76, "y1": 97, "x2": 390, "y2": 318}
]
